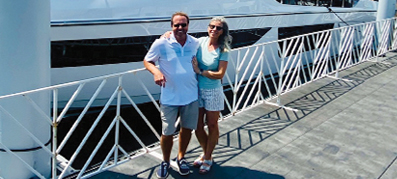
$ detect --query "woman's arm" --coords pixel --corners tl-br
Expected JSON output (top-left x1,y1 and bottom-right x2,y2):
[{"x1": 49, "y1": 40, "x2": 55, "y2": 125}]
[{"x1": 201, "y1": 61, "x2": 228, "y2": 79}]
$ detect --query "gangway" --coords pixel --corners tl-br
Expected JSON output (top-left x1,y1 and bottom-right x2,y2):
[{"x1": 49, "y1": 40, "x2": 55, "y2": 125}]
[{"x1": 1, "y1": 17, "x2": 397, "y2": 178}]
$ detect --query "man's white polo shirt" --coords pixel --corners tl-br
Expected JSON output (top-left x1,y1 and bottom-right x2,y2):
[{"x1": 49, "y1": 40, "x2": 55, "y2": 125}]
[{"x1": 145, "y1": 33, "x2": 199, "y2": 105}]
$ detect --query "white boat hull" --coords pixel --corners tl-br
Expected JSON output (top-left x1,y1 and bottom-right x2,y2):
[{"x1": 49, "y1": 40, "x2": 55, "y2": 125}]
[{"x1": 50, "y1": 0, "x2": 378, "y2": 107}]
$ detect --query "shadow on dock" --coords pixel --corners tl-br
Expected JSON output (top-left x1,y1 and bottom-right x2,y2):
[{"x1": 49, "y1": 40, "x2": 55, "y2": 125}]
[{"x1": 184, "y1": 57, "x2": 397, "y2": 168}]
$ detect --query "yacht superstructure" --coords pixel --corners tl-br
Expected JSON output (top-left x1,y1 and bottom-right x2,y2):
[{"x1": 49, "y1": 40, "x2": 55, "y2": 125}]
[{"x1": 50, "y1": 0, "x2": 378, "y2": 106}]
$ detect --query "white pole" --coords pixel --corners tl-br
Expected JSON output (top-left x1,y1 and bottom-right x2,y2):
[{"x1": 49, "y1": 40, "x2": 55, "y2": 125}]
[
  {"x1": 0, "y1": 0, "x2": 51, "y2": 178},
  {"x1": 375, "y1": 0, "x2": 395, "y2": 58},
  {"x1": 377, "y1": 0, "x2": 396, "y2": 21}
]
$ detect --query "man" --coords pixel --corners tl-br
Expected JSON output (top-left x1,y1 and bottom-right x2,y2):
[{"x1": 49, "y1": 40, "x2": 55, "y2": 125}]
[{"x1": 143, "y1": 12, "x2": 199, "y2": 178}]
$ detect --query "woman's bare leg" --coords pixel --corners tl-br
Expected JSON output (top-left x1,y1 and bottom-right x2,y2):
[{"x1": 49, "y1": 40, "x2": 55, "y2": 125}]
[
  {"x1": 203, "y1": 110, "x2": 219, "y2": 160},
  {"x1": 195, "y1": 108, "x2": 208, "y2": 155}
]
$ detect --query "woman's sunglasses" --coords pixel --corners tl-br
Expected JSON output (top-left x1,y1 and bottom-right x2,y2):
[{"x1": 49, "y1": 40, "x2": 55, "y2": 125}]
[{"x1": 208, "y1": 25, "x2": 223, "y2": 31}]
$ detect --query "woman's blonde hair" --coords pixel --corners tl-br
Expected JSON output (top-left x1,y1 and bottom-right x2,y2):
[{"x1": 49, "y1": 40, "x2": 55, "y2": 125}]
[{"x1": 210, "y1": 17, "x2": 232, "y2": 52}]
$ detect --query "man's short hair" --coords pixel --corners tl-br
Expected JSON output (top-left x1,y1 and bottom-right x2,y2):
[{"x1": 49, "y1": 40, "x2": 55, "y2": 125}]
[{"x1": 171, "y1": 12, "x2": 190, "y2": 26}]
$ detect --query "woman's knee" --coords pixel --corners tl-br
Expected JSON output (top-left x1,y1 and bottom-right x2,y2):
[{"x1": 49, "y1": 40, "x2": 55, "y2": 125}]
[
  {"x1": 206, "y1": 121, "x2": 218, "y2": 130},
  {"x1": 195, "y1": 125, "x2": 206, "y2": 133},
  {"x1": 206, "y1": 112, "x2": 219, "y2": 129}
]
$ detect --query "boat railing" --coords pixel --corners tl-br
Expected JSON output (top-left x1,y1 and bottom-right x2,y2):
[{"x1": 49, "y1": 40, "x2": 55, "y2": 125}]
[{"x1": 0, "y1": 17, "x2": 396, "y2": 179}]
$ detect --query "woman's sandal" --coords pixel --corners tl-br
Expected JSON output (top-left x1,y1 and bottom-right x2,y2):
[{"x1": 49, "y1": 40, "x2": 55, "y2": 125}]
[
  {"x1": 193, "y1": 154, "x2": 204, "y2": 168},
  {"x1": 199, "y1": 159, "x2": 213, "y2": 174}
]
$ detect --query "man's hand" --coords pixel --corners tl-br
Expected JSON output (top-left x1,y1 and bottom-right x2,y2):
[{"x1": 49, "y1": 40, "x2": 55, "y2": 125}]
[
  {"x1": 144, "y1": 60, "x2": 166, "y2": 87},
  {"x1": 154, "y1": 72, "x2": 166, "y2": 87}
]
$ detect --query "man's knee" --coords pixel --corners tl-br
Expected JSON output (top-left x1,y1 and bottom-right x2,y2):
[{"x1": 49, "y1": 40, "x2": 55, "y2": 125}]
[{"x1": 180, "y1": 127, "x2": 193, "y2": 133}]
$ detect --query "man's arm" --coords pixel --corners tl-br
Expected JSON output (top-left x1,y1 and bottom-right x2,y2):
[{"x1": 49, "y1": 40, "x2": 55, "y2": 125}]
[{"x1": 144, "y1": 60, "x2": 166, "y2": 87}]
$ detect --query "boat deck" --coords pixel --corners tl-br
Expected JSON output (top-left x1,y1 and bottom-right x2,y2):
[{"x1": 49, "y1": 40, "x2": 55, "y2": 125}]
[{"x1": 90, "y1": 51, "x2": 397, "y2": 179}]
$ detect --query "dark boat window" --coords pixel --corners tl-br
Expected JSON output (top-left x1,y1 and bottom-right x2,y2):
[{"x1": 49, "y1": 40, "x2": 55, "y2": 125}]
[
  {"x1": 51, "y1": 27, "x2": 271, "y2": 68},
  {"x1": 276, "y1": 0, "x2": 354, "y2": 7},
  {"x1": 229, "y1": 28, "x2": 271, "y2": 48},
  {"x1": 278, "y1": 23, "x2": 334, "y2": 57}
]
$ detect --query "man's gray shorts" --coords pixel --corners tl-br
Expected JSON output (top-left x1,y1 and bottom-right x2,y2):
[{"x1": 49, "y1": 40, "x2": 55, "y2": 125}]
[{"x1": 160, "y1": 100, "x2": 199, "y2": 136}]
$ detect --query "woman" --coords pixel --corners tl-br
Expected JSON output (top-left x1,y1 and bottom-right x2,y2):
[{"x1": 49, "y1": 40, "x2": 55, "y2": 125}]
[{"x1": 191, "y1": 16, "x2": 232, "y2": 174}]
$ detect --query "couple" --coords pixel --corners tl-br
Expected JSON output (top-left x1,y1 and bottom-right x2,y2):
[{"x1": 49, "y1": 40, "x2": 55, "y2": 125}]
[{"x1": 143, "y1": 12, "x2": 231, "y2": 178}]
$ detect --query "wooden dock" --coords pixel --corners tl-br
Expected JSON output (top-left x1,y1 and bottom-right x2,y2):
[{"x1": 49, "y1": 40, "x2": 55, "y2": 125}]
[{"x1": 90, "y1": 52, "x2": 397, "y2": 179}]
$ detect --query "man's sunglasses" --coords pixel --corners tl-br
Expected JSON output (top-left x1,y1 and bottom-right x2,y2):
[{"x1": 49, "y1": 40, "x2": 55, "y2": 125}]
[
  {"x1": 173, "y1": 23, "x2": 187, "y2": 28},
  {"x1": 208, "y1": 25, "x2": 223, "y2": 31}
]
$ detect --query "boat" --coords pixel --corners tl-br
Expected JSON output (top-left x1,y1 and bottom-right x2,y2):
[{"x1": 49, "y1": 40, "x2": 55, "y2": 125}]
[{"x1": 49, "y1": 0, "x2": 378, "y2": 107}]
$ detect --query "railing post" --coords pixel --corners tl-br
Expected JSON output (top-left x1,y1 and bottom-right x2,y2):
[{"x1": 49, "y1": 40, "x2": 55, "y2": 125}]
[
  {"x1": 333, "y1": 30, "x2": 340, "y2": 79},
  {"x1": 375, "y1": 19, "x2": 387, "y2": 62},
  {"x1": 259, "y1": 46, "x2": 264, "y2": 103},
  {"x1": 277, "y1": 59, "x2": 284, "y2": 105},
  {"x1": 232, "y1": 51, "x2": 240, "y2": 114},
  {"x1": 115, "y1": 76, "x2": 123, "y2": 164},
  {"x1": 277, "y1": 42, "x2": 287, "y2": 105},
  {"x1": 392, "y1": 19, "x2": 397, "y2": 50},
  {"x1": 52, "y1": 89, "x2": 58, "y2": 179},
  {"x1": 336, "y1": 29, "x2": 345, "y2": 78}
]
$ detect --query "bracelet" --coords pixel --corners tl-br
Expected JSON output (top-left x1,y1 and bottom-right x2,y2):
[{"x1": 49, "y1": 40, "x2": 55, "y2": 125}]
[{"x1": 199, "y1": 69, "x2": 203, "y2": 75}]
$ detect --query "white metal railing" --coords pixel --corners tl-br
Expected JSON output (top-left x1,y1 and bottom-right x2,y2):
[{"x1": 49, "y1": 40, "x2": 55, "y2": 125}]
[{"x1": 0, "y1": 17, "x2": 396, "y2": 178}]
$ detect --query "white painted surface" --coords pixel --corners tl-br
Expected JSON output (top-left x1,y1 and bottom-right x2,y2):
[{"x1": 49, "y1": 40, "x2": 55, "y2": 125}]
[
  {"x1": 376, "y1": 0, "x2": 396, "y2": 21},
  {"x1": 50, "y1": 0, "x2": 378, "y2": 41},
  {"x1": 0, "y1": 1, "x2": 51, "y2": 178}
]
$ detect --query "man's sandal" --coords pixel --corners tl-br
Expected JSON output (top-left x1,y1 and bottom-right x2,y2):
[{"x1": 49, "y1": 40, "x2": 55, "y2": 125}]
[
  {"x1": 199, "y1": 159, "x2": 213, "y2": 174},
  {"x1": 193, "y1": 154, "x2": 204, "y2": 168}
]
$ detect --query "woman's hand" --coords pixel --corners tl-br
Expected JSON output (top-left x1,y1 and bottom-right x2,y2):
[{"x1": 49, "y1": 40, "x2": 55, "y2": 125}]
[
  {"x1": 160, "y1": 31, "x2": 172, "y2": 39},
  {"x1": 192, "y1": 56, "x2": 201, "y2": 74}
]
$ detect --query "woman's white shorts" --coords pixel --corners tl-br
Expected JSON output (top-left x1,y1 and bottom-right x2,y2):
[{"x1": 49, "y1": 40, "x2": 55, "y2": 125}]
[{"x1": 198, "y1": 87, "x2": 224, "y2": 111}]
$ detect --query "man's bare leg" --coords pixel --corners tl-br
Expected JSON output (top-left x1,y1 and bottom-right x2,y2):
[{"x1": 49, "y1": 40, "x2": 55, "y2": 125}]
[
  {"x1": 178, "y1": 127, "x2": 192, "y2": 160},
  {"x1": 161, "y1": 135, "x2": 173, "y2": 162}
]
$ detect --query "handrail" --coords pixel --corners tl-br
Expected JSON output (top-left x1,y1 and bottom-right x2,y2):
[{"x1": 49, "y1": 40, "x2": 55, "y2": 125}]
[{"x1": 0, "y1": 17, "x2": 396, "y2": 178}]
